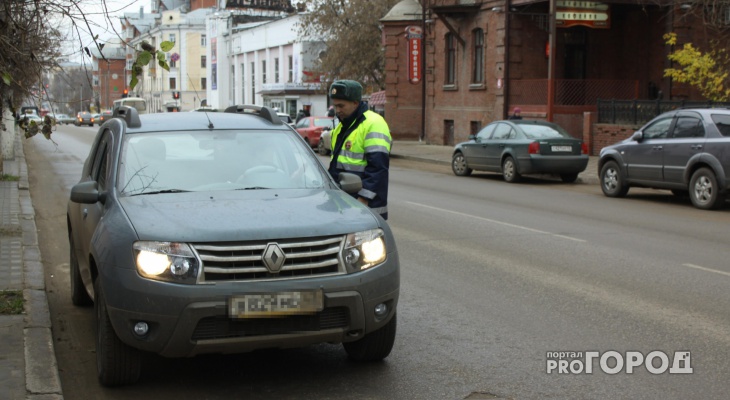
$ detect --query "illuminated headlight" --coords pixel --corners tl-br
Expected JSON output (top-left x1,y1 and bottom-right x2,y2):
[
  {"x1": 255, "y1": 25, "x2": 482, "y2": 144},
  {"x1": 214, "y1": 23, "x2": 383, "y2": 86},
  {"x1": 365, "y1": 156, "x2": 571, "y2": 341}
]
[
  {"x1": 344, "y1": 229, "x2": 386, "y2": 272},
  {"x1": 133, "y1": 241, "x2": 199, "y2": 284}
]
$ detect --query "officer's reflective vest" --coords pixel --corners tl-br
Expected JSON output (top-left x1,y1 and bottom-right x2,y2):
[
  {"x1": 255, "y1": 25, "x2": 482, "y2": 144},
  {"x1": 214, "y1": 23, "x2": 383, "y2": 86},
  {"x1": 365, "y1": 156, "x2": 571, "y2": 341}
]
[{"x1": 330, "y1": 110, "x2": 392, "y2": 218}]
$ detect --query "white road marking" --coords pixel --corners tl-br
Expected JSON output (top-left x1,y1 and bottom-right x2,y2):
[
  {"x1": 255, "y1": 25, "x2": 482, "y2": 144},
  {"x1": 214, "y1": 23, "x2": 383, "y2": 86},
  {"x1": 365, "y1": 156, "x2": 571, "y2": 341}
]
[
  {"x1": 682, "y1": 263, "x2": 730, "y2": 278},
  {"x1": 405, "y1": 201, "x2": 586, "y2": 242}
]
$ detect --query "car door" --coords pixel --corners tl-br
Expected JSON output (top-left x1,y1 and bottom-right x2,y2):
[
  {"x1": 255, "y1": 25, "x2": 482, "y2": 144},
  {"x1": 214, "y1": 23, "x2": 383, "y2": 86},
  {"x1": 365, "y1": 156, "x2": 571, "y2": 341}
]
[
  {"x1": 78, "y1": 130, "x2": 112, "y2": 284},
  {"x1": 624, "y1": 115, "x2": 673, "y2": 183},
  {"x1": 483, "y1": 123, "x2": 515, "y2": 170},
  {"x1": 663, "y1": 113, "x2": 706, "y2": 184},
  {"x1": 461, "y1": 123, "x2": 496, "y2": 170}
]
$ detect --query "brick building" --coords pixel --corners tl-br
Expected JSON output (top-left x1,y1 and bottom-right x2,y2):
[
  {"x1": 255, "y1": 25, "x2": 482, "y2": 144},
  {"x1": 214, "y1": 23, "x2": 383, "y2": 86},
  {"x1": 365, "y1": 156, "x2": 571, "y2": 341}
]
[{"x1": 381, "y1": 0, "x2": 722, "y2": 149}]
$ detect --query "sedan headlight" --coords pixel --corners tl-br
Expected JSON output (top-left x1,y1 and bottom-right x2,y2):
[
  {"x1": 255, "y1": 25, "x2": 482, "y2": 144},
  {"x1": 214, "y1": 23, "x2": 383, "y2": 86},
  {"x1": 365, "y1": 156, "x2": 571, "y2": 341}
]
[
  {"x1": 344, "y1": 229, "x2": 387, "y2": 272},
  {"x1": 133, "y1": 241, "x2": 200, "y2": 284}
]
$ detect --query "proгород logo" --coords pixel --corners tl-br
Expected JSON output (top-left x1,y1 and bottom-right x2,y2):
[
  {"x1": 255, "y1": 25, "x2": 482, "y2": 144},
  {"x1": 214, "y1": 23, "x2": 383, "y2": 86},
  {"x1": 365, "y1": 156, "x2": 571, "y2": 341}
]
[{"x1": 546, "y1": 351, "x2": 693, "y2": 375}]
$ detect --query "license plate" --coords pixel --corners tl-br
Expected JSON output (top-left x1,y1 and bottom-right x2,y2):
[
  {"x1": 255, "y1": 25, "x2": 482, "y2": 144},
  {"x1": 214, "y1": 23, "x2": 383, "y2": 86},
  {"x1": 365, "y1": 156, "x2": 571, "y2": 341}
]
[
  {"x1": 229, "y1": 290, "x2": 324, "y2": 318},
  {"x1": 551, "y1": 145, "x2": 572, "y2": 152}
]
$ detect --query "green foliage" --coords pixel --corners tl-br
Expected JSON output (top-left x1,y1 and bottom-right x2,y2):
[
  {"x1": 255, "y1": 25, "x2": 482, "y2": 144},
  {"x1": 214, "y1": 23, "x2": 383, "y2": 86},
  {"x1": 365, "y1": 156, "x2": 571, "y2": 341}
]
[
  {"x1": 663, "y1": 33, "x2": 730, "y2": 102},
  {"x1": 129, "y1": 41, "x2": 174, "y2": 90},
  {"x1": 0, "y1": 290, "x2": 24, "y2": 315},
  {"x1": 0, "y1": 174, "x2": 20, "y2": 181}
]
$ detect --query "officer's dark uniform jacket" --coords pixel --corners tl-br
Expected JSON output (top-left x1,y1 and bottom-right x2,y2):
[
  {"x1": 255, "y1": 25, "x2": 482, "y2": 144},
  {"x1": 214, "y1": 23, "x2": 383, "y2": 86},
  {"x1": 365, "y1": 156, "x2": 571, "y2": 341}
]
[{"x1": 328, "y1": 104, "x2": 392, "y2": 219}]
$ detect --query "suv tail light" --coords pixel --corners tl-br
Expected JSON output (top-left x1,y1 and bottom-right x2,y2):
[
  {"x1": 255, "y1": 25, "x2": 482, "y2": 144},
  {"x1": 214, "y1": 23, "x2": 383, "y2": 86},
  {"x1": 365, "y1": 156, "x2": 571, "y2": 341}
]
[{"x1": 528, "y1": 141, "x2": 540, "y2": 154}]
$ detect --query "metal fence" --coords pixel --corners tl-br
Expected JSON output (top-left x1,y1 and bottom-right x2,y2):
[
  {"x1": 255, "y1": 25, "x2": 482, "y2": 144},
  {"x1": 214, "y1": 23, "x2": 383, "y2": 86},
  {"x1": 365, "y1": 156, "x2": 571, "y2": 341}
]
[
  {"x1": 597, "y1": 99, "x2": 730, "y2": 125},
  {"x1": 509, "y1": 79, "x2": 639, "y2": 106}
]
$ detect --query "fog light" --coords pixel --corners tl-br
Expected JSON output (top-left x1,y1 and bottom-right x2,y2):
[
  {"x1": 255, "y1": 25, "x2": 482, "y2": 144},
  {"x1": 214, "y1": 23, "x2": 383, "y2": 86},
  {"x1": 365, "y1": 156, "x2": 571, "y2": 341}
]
[
  {"x1": 133, "y1": 321, "x2": 149, "y2": 336},
  {"x1": 374, "y1": 303, "x2": 388, "y2": 318}
]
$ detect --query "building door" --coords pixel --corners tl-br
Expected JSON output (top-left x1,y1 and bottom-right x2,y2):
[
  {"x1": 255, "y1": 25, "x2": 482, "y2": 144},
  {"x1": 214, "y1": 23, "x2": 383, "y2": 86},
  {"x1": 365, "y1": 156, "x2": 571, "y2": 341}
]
[
  {"x1": 563, "y1": 27, "x2": 587, "y2": 80},
  {"x1": 444, "y1": 120, "x2": 454, "y2": 146}
]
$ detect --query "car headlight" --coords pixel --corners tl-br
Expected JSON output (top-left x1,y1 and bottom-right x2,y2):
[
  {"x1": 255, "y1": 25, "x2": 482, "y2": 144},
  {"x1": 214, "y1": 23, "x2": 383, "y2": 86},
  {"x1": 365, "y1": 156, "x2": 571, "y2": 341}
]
[
  {"x1": 133, "y1": 241, "x2": 200, "y2": 284},
  {"x1": 343, "y1": 229, "x2": 387, "y2": 272}
]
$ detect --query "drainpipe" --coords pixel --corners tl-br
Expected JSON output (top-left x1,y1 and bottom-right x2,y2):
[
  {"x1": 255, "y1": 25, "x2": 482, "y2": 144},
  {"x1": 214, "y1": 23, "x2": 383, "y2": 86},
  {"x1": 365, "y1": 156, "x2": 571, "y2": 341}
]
[
  {"x1": 503, "y1": 0, "x2": 511, "y2": 120},
  {"x1": 420, "y1": 0, "x2": 427, "y2": 142},
  {"x1": 547, "y1": 0, "x2": 556, "y2": 122}
]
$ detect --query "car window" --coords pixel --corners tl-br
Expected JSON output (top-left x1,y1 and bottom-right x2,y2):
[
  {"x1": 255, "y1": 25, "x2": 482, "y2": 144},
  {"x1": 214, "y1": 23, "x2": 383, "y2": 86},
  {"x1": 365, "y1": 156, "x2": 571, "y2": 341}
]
[
  {"x1": 642, "y1": 117, "x2": 672, "y2": 139},
  {"x1": 519, "y1": 124, "x2": 567, "y2": 139},
  {"x1": 711, "y1": 114, "x2": 730, "y2": 137},
  {"x1": 491, "y1": 123, "x2": 513, "y2": 140},
  {"x1": 296, "y1": 119, "x2": 308, "y2": 129},
  {"x1": 671, "y1": 116, "x2": 704, "y2": 139},
  {"x1": 314, "y1": 118, "x2": 333, "y2": 127},
  {"x1": 476, "y1": 124, "x2": 496, "y2": 140},
  {"x1": 118, "y1": 130, "x2": 328, "y2": 195},
  {"x1": 91, "y1": 131, "x2": 111, "y2": 190}
]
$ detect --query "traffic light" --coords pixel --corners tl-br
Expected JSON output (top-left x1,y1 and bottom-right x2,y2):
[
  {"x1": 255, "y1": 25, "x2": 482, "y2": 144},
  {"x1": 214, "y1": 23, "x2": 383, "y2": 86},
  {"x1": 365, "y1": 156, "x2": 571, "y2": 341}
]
[
  {"x1": 172, "y1": 91, "x2": 180, "y2": 99},
  {"x1": 122, "y1": 89, "x2": 128, "y2": 98}
]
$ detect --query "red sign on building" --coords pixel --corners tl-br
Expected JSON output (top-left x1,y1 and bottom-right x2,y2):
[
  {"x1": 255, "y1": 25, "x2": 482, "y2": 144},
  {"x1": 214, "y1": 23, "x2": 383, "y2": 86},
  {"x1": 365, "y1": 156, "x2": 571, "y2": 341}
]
[{"x1": 405, "y1": 26, "x2": 423, "y2": 84}]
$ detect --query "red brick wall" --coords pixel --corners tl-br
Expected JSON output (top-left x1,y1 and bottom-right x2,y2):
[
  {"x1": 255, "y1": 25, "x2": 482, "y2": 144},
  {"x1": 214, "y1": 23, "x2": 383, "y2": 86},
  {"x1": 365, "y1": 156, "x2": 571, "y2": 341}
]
[
  {"x1": 383, "y1": 21, "x2": 423, "y2": 141},
  {"x1": 591, "y1": 123, "x2": 641, "y2": 155}
]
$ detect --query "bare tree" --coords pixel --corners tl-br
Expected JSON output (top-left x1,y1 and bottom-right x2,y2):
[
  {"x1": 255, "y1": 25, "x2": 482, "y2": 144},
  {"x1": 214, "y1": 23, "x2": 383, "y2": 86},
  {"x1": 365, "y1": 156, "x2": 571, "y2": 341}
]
[{"x1": 298, "y1": 0, "x2": 400, "y2": 92}]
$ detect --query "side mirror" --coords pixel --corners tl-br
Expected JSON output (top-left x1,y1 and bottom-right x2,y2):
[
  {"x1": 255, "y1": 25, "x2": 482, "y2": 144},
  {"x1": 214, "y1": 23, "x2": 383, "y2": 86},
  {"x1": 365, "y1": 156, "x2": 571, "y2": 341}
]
[
  {"x1": 630, "y1": 131, "x2": 644, "y2": 142},
  {"x1": 70, "y1": 181, "x2": 104, "y2": 204},
  {"x1": 338, "y1": 172, "x2": 362, "y2": 194},
  {"x1": 468, "y1": 134, "x2": 477, "y2": 141}
]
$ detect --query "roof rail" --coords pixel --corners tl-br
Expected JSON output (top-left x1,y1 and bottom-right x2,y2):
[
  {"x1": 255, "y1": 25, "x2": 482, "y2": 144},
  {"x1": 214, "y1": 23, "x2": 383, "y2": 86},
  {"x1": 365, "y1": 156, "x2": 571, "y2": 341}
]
[
  {"x1": 113, "y1": 105, "x2": 142, "y2": 128},
  {"x1": 224, "y1": 104, "x2": 283, "y2": 125}
]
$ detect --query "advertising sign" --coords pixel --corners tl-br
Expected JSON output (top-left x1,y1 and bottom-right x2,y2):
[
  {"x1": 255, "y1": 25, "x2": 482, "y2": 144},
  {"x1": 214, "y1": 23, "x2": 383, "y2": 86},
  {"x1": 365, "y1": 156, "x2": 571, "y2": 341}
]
[{"x1": 405, "y1": 26, "x2": 423, "y2": 84}]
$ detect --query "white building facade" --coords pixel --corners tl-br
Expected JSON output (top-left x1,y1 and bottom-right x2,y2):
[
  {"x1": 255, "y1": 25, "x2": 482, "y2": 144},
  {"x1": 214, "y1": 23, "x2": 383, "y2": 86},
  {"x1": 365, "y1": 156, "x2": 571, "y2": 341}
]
[{"x1": 207, "y1": 13, "x2": 328, "y2": 118}]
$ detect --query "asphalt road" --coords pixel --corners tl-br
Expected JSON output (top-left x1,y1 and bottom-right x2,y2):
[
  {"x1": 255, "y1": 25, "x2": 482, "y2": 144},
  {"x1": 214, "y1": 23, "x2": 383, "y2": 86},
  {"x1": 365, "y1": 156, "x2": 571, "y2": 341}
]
[{"x1": 24, "y1": 125, "x2": 730, "y2": 399}]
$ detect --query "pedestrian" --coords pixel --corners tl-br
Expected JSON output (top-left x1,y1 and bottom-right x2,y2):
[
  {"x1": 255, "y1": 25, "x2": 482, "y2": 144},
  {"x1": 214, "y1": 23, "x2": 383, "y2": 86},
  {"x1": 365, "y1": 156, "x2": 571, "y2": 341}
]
[
  {"x1": 296, "y1": 109, "x2": 306, "y2": 122},
  {"x1": 327, "y1": 80, "x2": 392, "y2": 220},
  {"x1": 509, "y1": 107, "x2": 522, "y2": 120}
]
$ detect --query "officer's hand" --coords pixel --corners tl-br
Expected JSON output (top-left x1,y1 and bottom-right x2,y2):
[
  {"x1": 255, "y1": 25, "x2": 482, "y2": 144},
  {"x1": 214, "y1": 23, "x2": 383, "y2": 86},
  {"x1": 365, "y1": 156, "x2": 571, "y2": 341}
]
[{"x1": 357, "y1": 197, "x2": 369, "y2": 206}]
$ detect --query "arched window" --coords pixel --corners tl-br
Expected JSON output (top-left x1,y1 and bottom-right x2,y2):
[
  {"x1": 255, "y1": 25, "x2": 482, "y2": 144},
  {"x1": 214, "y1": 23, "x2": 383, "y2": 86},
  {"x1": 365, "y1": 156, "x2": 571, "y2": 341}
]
[
  {"x1": 472, "y1": 29, "x2": 484, "y2": 84},
  {"x1": 445, "y1": 33, "x2": 456, "y2": 85}
]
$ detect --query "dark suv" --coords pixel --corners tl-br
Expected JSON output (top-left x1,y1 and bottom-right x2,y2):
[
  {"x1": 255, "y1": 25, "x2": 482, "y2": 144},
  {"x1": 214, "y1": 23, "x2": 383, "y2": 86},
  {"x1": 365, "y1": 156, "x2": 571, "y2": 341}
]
[
  {"x1": 67, "y1": 105, "x2": 400, "y2": 385},
  {"x1": 598, "y1": 108, "x2": 730, "y2": 209}
]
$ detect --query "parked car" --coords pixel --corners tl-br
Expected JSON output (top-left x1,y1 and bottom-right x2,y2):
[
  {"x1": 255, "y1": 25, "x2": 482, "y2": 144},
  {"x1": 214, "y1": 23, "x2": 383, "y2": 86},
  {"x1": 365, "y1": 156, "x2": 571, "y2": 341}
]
[
  {"x1": 98, "y1": 110, "x2": 113, "y2": 125},
  {"x1": 295, "y1": 116, "x2": 334, "y2": 148},
  {"x1": 67, "y1": 105, "x2": 400, "y2": 386},
  {"x1": 91, "y1": 113, "x2": 101, "y2": 125},
  {"x1": 452, "y1": 119, "x2": 589, "y2": 183},
  {"x1": 318, "y1": 117, "x2": 339, "y2": 155},
  {"x1": 75, "y1": 111, "x2": 93, "y2": 126},
  {"x1": 52, "y1": 113, "x2": 75, "y2": 125},
  {"x1": 598, "y1": 108, "x2": 730, "y2": 210},
  {"x1": 277, "y1": 112, "x2": 295, "y2": 127}
]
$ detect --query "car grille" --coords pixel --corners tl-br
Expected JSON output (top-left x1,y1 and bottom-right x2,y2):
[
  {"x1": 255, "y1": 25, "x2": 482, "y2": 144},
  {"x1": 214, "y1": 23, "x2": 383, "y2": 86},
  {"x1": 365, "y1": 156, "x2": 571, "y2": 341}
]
[
  {"x1": 191, "y1": 236, "x2": 345, "y2": 282},
  {"x1": 191, "y1": 307, "x2": 350, "y2": 340}
]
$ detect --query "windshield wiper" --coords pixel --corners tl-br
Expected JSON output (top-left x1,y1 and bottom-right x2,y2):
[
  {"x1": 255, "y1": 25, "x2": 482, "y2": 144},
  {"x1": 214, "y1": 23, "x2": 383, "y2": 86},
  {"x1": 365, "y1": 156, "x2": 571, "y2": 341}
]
[
  {"x1": 129, "y1": 189, "x2": 191, "y2": 196},
  {"x1": 236, "y1": 186, "x2": 270, "y2": 190}
]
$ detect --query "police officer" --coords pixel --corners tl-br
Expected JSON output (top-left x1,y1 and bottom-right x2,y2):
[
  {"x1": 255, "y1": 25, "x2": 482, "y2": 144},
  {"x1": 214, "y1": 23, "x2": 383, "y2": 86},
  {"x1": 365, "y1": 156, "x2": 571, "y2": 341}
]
[{"x1": 327, "y1": 80, "x2": 392, "y2": 220}]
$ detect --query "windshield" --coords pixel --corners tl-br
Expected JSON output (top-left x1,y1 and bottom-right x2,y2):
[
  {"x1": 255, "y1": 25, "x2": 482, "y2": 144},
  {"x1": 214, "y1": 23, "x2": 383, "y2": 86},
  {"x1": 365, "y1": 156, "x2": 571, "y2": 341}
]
[
  {"x1": 118, "y1": 130, "x2": 330, "y2": 195},
  {"x1": 519, "y1": 124, "x2": 570, "y2": 139}
]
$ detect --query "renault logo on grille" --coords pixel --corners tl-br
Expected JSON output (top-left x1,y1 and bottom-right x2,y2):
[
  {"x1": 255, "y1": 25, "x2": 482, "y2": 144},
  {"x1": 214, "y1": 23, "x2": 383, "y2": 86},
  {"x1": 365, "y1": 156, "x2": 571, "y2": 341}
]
[{"x1": 262, "y1": 243, "x2": 286, "y2": 273}]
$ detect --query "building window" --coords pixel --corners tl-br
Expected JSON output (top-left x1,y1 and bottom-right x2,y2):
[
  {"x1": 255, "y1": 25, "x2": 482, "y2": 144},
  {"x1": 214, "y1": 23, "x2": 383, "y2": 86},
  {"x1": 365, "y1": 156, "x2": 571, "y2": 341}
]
[
  {"x1": 201, "y1": 77, "x2": 207, "y2": 90},
  {"x1": 201, "y1": 34, "x2": 206, "y2": 46},
  {"x1": 169, "y1": 33, "x2": 176, "y2": 43},
  {"x1": 472, "y1": 29, "x2": 484, "y2": 84},
  {"x1": 169, "y1": 53, "x2": 176, "y2": 69},
  {"x1": 169, "y1": 77, "x2": 176, "y2": 90},
  {"x1": 251, "y1": 61, "x2": 256, "y2": 102},
  {"x1": 445, "y1": 33, "x2": 456, "y2": 85},
  {"x1": 201, "y1": 55, "x2": 206, "y2": 68},
  {"x1": 262, "y1": 60, "x2": 267, "y2": 84},
  {"x1": 288, "y1": 56, "x2": 293, "y2": 82},
  {"x1": 275, "y1": 58, "x2": 280, "y2": 83}
]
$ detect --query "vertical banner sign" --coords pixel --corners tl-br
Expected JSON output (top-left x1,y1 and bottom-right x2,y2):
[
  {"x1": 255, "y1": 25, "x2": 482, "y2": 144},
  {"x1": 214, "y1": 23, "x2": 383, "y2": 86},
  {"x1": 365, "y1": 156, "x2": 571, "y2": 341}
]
[
  {"x1": 211, "y1": 38, "x2": 218, "y2": 90},
  {"x1": 405, "y1": 26, "x2": 423, "y2": 84}
]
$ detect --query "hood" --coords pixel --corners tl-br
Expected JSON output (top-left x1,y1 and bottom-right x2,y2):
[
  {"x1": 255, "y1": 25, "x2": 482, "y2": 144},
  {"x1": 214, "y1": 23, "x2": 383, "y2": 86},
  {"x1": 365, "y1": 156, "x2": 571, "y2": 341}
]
[{"x1": 118, "y1": 189, "x2": 378, "y2": 242}]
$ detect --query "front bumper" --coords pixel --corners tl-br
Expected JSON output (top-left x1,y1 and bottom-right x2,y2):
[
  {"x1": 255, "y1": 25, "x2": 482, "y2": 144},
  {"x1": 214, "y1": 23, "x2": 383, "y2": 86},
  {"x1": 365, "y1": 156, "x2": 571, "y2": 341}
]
[{"x1": 99, "y1": 254, "x2": 399, "y2": 358}]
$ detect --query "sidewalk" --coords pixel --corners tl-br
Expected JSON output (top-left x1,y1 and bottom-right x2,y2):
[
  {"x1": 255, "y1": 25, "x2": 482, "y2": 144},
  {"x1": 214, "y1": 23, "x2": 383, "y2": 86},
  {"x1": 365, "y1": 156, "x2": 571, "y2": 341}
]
[
  {"x1": 0, "y1": 132, "x2": 63, "y2": 399},
  {"x1": 390, "y1": 140, "x2": 599, "y2": 185}
]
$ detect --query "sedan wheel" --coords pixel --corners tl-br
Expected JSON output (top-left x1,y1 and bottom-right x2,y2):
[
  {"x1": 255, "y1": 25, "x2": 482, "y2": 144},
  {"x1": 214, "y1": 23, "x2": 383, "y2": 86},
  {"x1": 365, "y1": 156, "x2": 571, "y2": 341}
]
[
  {"x1": 560, "y1": 173, "x2": 579, "y2": 183},
  {"x1": 689, "y1": 167, "x2": 725, "y2": 210},
  {"x1": 95, "y1": 279, "x2": 142, "y2": 386},
  {"x1": 600, "y1": 160, "x2": 629, "y2": 197},
  {"x1": 502, "y1": 156, "x2": 521, "y2": 183},
  {"x1": 451, "y1": 152, "x2": 472, "y2": 176}
]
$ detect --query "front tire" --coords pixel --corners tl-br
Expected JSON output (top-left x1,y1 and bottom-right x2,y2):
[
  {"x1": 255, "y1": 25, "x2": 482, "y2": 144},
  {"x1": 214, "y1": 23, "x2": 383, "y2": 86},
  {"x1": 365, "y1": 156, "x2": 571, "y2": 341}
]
[
  {"x1": 69, "y1": 234, "x2": 92, "y2": 306},
  {"x1": 95, "y1": 279, "x2": 142, "y2": 386},
  {"x1": 452, "y1": 152, "x2": 472, "y2": 176},
  {"x1": 689, "y1": 167, "x2": 725, "y2": 210},
  {"x1": 502, "y1": 156, "x2": 521, "y2": 183},
  {"x1": 600, "y1": 160, "x2": 629, "y2": 197},
  {"x1": 344, "y1": 313, "x2": 397, "y2": 362}
]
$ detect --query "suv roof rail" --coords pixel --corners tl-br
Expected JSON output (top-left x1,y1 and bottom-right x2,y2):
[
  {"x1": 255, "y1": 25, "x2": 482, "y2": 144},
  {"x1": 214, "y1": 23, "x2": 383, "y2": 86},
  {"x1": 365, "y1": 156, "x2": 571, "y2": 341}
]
[
  {"x1": 224, "y1": 104, "x2": 283, "y2": 125},
  {"x1": 113, "y1": 105, "x2": 142, "y2": 128}
]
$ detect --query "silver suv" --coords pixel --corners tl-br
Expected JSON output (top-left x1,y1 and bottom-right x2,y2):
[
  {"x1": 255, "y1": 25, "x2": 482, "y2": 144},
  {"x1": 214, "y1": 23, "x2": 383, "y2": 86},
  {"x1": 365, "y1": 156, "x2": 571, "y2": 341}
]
[
  {"x1": 598, "y1": 108, "x2": 730, "y2": 209},
  {"x1": 67, "y1": 105, "x2": 400, "y2": 386}
]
